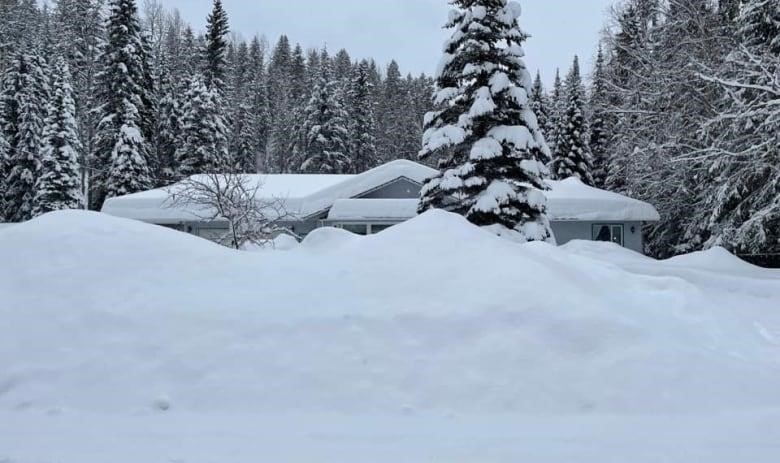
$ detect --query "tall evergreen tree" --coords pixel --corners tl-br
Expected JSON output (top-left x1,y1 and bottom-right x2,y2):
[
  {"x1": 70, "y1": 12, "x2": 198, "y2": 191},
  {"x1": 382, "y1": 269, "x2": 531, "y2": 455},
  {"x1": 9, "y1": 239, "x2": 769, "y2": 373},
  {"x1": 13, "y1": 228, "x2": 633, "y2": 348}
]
[
  {"x1": 589, "y1": 45, "x2": 609, "y2": 188},
  {"x1": 547, "y1": 68, "x2": 564, "y2": 155},
  {"x1": 376, "y1": 60, "x2": 405, "y2": 161},
  {"x1": 695, "y1": 0, "x2": 780, "y2": 256},
  {"x1": 0, "y1": 52, "x2": 49, "y2": 222},
  {"x1": 247, "y1": 35, "x2": 269, "y2": 172},
  {"x1": 419, "y1": 0, "x2": 553, "y2": 242},
  {"x1": 93, "y1": 0, "x2": 156, "y2": 207},
  {"x1": 33, "y1": 58, "x2": 84, "y2": 215},
  {"x1": 52, "y1": 0, "x2": 104, "y2": 169},
  {"x1": 175, "y1": 75, "x2": 229, "y2": 177},
  {"x1": 155, "y1": 78, "x2": 182, "y2": 183},
  {"x1": 551, "y1": 56, "x2": 594, "y2": 185},
  {"x1": 299, "y1": 59, "x2": 350, "y2": 173},
  {"x1": 348, "y1": 60, "x2": 378, "y2": 173},
  {"x1": 203, "y1": 0, "x2": 229, "y2": 92},
  {"x1": 105, "y1": 101, "x2": 152, "y2": 197},
  {"x1": 529, "y1": 71, "x2": 551, "y2": 163}
]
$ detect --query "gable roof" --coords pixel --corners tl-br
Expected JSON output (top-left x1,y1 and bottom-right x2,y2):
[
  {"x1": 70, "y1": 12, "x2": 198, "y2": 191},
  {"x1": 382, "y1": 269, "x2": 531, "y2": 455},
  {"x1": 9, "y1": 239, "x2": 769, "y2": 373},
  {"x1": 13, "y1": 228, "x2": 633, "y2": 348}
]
[
  {"x1": 102, "y1": 161, "x2": 659, "y2": 224},
  {"x1": 101, "y1": 160, "x2": 438, "y2": 223}
]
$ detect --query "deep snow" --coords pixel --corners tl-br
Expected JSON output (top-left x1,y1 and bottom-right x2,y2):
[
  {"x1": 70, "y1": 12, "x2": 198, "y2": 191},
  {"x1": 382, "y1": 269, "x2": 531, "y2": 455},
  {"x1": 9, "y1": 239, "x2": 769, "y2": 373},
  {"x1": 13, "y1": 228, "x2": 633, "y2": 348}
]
[{"x1": 1, "y1": 210, "x2": 779, "y2": 462}]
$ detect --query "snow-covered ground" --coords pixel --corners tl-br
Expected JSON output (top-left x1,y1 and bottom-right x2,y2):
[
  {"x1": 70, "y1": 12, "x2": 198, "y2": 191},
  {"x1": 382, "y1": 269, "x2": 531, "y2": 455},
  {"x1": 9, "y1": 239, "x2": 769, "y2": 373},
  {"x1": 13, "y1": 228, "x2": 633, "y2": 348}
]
[{"x1": 1, "y1": 210, "x2": 779, "y2": 462}]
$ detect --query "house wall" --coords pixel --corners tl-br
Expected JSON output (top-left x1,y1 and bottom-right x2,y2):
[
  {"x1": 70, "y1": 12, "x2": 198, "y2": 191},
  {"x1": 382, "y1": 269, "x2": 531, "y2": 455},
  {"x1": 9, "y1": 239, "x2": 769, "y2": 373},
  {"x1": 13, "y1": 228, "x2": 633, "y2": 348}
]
[
  {"x1": 551, "y1": 220, "x2": 645, "y2": 253},
  {"x1": 358, "y1": 178, "x2": 422, "y2": 199}
]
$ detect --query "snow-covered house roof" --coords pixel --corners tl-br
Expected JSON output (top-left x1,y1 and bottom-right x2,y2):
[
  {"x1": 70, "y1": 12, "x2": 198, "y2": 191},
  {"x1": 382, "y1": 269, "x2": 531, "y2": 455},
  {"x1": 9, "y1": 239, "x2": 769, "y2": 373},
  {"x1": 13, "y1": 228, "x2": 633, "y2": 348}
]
[
  {"x1": 327, "y1": 199, "x2": 421, "y2": 221},
  {"x1": 101, "y1": 160, "x2": 659, "y2": 224},
  {"x1": 545, "y1": 178, "x2": 660, "y2": 222},
  {"x1": 101, "y1": 160, "x2": 437, "y2": 224}
]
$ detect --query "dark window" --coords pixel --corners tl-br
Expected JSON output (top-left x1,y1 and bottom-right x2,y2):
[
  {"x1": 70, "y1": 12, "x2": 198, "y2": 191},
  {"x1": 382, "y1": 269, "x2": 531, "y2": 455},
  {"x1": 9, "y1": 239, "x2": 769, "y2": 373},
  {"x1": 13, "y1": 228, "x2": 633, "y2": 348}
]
[{"x1": 592, "y1": 224, "x2": 625, "y2": 246}]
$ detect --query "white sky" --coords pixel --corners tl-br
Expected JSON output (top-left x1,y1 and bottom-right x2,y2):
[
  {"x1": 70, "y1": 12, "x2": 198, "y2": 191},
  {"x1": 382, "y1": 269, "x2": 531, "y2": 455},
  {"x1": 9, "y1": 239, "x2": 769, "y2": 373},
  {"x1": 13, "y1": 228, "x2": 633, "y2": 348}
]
[{"x1": 160, "y1": 0, "x2": 615, "y2": 88}]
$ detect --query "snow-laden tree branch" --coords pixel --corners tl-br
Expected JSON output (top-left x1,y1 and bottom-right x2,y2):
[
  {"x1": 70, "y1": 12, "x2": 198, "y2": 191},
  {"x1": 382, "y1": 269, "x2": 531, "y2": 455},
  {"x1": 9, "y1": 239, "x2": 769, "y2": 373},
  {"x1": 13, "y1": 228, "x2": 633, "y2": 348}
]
[{"x1": 167, "y1": 172, "x2": 292, "y2": 249}]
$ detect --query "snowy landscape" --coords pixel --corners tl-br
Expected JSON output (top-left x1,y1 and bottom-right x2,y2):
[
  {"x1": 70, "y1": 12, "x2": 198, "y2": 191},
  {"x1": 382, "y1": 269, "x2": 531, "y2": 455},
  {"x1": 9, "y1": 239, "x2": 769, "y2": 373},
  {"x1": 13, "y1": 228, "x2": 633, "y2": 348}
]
[{"x1": 1, "y1": 0, "x2": 779, "y2": 461}]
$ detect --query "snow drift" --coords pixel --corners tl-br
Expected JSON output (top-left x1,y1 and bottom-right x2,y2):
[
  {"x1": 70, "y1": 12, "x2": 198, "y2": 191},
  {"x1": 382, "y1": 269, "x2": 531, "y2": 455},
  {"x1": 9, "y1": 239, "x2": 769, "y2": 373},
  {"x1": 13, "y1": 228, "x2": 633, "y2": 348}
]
[{"x1": 1, "y1": 209, "x2": 779, "y2": 418}]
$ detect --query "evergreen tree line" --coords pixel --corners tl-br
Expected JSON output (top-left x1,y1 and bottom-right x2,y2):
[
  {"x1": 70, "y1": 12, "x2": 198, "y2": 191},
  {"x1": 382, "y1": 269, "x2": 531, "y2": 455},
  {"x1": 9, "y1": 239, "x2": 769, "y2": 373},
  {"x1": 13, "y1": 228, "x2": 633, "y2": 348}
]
[
  {"x1": 0, "y1": 0, "x2": 434, "y2": 220},
  {"x1": 530, "y1": 0, "x2": 779, "y2": 259}
]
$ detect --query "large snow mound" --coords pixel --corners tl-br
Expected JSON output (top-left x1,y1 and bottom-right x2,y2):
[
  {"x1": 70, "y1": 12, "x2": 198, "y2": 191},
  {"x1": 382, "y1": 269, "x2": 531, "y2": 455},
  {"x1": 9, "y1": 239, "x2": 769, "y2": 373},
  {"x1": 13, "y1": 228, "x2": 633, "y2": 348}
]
[{"x1": 1, "y1": 209, "x2": 779, "y2": 419}]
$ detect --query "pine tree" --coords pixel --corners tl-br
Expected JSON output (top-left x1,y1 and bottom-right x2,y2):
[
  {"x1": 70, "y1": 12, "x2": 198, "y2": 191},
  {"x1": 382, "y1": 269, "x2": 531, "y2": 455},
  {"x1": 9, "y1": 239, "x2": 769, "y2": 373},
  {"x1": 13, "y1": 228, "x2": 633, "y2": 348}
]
[
  {"x1": 348, "y1": 60, "x2": 378, "y2": 173},
  {"x1": 266, "y1": 35, "x2": 294, "y2": 172},
  {"x1": 299, "y1": 59, "x2": 350, "y2": 174},
  {"x1": 551, "y1": 56, "x2": 594, "y2": 185},
  {"x1": 93, "y1": 0, "x2": 156, "y2": 207},
  {"x1": 0, "y1": 52, "x2": 49, "y2": 222},
  {"x1": 105, "y1": 101, "x2": 152, "y2": 198},
  {"x1": 247, "y1": 35, "x2": 269, "y2": 172},
  {"x1": 547, "y1": 68, "x2": 564, "y2": 155},
  {"x1": 175, "y1": 75, "x2": 229, "y2": 177},
  {"x1": 203, "y1": 0, "x2": 229, "y2": 92},
  {"x1": 529, "y1": 71, "x2": 551, "y2": 163},
  {"x1": 53, "y1": 0, "x2": 104, "y2": 175},
  {"x1": 589, "y1": 45, "x2": 609, "y2": 188},
  {"x1": 33, "y1": 58, "x2": 84, "y2": 215},
  {"x1": 155, "y1": 77, "x2": 182, "y2": 183},
  {"x1": 419, "y1": 0, "x2": 553, "y2": 242},
  {"x1": 696, "y1": 0, "x2": 780, "y2": 255},
  {"x1": 376, "y1": 60, "x2": 405, "y2": 161}
]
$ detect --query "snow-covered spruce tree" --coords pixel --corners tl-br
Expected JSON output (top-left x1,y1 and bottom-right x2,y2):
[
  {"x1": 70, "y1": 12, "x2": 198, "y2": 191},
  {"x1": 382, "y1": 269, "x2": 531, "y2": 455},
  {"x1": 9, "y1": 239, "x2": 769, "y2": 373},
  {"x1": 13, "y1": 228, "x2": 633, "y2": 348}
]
[
  {"x1": 696, "y1": 0, "x2": 780, "y2": 256},
  {"x1": 155, "y1": 77, "x2": 182, "y2": 183},
  {"x1": 551, "y1": 56, "x2": 594, "y2": 185},
  {"x1": 175, "y1": 75, "x2": 229, "y2": 177},
  {"x1": 0, "y1": 52, "x2": 50, "y2": 222},
  {"x1": 546, "y1": 68, "x2": 564, "y2": 156},
  {"x1": 299, "y1": 60, "x2": 350, "y2": 174},
  {"x1": 52, "y1": 0, "x2": 104, "y2": 170},
  {"x1": 104, "y1": 101, "x2": 152, "y2": 198},
  {"x1": 247, "y1": 36, "x2": 270, "y2": 172},
  {"x1": 202, "y1": 0, "x2": 229, "y2": 92},
  {"x1": 589, "y1": 45, "x2": 609, "y2": 188},
  {"x1": 93, "y1": 0, "x2": 156, "y2": 207},
  {"x1": 33, "y1": 58, "x2": 84, "y2": 215},
  {"x1": 376, "y1": 60, "x2": 406, "y2": 162},
  {"x1": 418, "y1": 0, "x2": 553, "y2": 242},
  {"x1": 529, "y1": 71, "x2": 551, "y2": 163},
  {"x1": 348, "y1": 60, "x2": 378, "y2": 173}
]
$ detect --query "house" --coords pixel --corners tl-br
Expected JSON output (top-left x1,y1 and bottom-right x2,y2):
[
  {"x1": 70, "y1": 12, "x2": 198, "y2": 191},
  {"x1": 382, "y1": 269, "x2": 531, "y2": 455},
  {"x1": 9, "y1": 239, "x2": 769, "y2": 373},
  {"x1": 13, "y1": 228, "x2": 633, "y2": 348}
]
[{"x1": 101, "y1": 160, "x2": 661, "y2": 253}]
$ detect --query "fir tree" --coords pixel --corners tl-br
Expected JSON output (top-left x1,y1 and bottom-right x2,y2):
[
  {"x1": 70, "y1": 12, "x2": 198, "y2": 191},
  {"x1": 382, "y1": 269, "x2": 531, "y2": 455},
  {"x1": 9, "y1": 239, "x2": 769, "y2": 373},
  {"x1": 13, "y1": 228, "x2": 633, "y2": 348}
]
[
  {"x1": 589, "y1": 45, "x2": 609, "y2": 188},
  {"x1": 105, "y1": 101, "x2": 152, "y2": 198},
  {"x1": 155, "y1": 77, "x2": 182, "y2": 183},
  {"x1": 175, "y1": 75, "x2": 229, "y2": 177},
  {"x1": 0, "y1": 52, "x2": 49, "y2": 222},
  {"x1": 529, "y1": 71, "x2": 551, "y2": 163},
  {"x1": 299, "y1": 60, "x2": 350, "y2": 174},
  {"x1": 547, "y1": 68, "x2": 564, "y2": 155},
  {"x1": 419, "y1": 0, "x2": 553, "y2": 242},
  {"x1": 93, "y1": 0, "x2": 156, "y2": 207},
  {"x1": 33, "y1": 58, "x2": 84, "y2": 215},
  {"x1": 697, "y1": 0, "x2": 780, "y2": 255},
  {"x1": 203, "y1": 0, "x2": 229, "y2": 92},
  {"x1": 247, "y1": 36, "x2": 270, "y2": 172},
  {"x1": 348, "y1": 60, "x2": 378, "y2": 173},
  {"x1": 377, "y1": 60, "x2": 405, "y2": 161},
  {"x1": 551, "y1": 56, "x2": 594, "y2": 185}
]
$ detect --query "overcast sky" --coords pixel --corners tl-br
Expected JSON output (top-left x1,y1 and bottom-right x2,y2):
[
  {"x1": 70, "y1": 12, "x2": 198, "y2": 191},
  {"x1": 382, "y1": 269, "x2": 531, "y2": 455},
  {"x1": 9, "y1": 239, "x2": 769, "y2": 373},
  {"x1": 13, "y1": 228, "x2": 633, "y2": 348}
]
[{"x1": 161, "y1": 0, "x2": 614, "y2": 87}]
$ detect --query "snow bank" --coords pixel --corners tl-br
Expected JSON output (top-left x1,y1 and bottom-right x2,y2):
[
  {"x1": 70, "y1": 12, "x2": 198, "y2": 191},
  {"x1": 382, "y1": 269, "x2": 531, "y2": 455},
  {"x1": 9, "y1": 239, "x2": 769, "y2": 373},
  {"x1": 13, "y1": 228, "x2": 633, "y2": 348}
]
[{"x1": 1, "y1": 210, "x2": 779, "y2": 461}]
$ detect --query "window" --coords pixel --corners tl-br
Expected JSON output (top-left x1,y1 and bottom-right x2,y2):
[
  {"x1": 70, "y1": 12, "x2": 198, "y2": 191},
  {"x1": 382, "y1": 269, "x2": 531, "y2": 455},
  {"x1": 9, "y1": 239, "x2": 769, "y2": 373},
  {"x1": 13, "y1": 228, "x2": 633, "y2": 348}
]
[
  {"x1": 341, "y1": 224, "x2": 368, "y2": 235},
  {"x1": 592, "y1": 224, "x2": 624, "y2": 246},
  {"x1": 369, "y1": 224, "x2": 393, "y2": 234}
]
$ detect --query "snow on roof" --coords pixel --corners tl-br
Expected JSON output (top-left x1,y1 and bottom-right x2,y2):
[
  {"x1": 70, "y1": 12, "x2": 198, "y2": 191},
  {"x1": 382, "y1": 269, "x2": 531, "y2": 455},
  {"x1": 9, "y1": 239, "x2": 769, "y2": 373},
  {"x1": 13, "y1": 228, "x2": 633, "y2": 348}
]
[
  {"x1": 545, "y1": 178, "x2": 660, "y2": 222},
  {"x1": 298, "y1": 160, "x2": 438, "y2": 217},
  {"x1": 101, "y1": 160, "x2": 437, "y2": 223},
  {"x1": 327, "y1": 199, "x2": 420, "y2": 221},
  {"x1": 102, "y1": 161, "x2": 658, "y2": 224}
]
